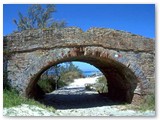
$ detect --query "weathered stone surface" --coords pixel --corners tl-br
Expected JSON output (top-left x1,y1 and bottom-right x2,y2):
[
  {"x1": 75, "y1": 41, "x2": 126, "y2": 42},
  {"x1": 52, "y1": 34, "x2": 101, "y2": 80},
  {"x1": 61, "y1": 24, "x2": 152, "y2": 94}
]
[
  {"x1": 6, "y1": 27, "x2": 154, "y2": 53},
  {"x1": 4, "y1": 27, "x2": 155, "y2": 103}
]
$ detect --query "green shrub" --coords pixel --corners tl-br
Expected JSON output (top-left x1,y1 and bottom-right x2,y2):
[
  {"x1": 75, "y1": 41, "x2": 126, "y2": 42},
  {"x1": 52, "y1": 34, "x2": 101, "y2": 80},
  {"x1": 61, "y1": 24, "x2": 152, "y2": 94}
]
[
  {"x1": 145, "y1": 94, "x2": 155, "y2": 110},
  {"x1": 38, "y1": 78, "x2": 55, "y2": 93},
  {"x1": 96, "y1": 76, "x2": 108, "y2": 93},
  {"x1": 129, "y1": 93, "x2": 155, "y2": 111},
  {"x1": 3, "y1": 88, "x2": 55, "y2": 112},
  {"x1": 4, "y1": 89, "x2": 21, "y2": 108},
  {"x1": 140, "y1": 93, "x2": 155, "y2": 111},
  {"x1": 84, "y1": 76, "x2": 108, "y2": 93},
  {"x1": 60, "y1": 71, "x2": 82, "y2": 84},
  {"x1": 38, "y1": 70, "x2": 83, "y2": 93},
  {"x1": 37, "y1": 75, "x2": 72, "y2": 93},
  {"x1": 58, "y1": 80, "x2": 67, "y2": 88},
  {"x1": 38, "y1": 62, "x2": 83, "y2": 93}
]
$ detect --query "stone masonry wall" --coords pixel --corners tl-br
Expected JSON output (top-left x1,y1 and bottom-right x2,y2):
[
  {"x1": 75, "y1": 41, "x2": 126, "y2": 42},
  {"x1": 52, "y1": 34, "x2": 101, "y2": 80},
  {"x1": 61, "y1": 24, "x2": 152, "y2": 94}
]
[
  {"x1": 4, "y1": 27, "x2": 155, "y2": 101},
  {"x1": 6, "y1": 27, "x2": 154, "y2": 53}
]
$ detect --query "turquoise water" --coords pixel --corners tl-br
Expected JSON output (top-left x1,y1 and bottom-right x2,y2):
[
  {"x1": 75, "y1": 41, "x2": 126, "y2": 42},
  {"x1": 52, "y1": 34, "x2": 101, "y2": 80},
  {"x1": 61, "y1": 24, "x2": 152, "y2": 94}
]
[{"x1": 83, "y1": 71, "x2": 100, "y2": 77}]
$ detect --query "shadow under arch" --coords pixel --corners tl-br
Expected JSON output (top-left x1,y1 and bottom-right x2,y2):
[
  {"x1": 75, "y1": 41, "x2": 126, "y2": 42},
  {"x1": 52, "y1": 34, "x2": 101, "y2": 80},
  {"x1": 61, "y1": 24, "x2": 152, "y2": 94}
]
[{"x1": 26, "y1": 55, "x2": 138, "y2": 103}]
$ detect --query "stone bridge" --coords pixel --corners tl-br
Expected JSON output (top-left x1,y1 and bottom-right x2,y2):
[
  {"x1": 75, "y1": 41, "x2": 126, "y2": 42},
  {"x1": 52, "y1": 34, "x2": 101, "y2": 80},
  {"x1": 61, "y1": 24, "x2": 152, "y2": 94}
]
[{"x1": 4, "y1": 27, "x2": 155, "y2": 103}]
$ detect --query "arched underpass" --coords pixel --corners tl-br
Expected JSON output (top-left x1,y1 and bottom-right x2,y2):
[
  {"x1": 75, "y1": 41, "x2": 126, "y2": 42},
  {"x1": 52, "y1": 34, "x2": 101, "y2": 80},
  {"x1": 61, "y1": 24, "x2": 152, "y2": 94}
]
[
  {"x1": 26, "y1": 55, "x2": 138, "y2": 103},
  {"x1": 39, "y1": 82, "x2": 115, "y2": 110},
  {"x1": 4, "y1": 27, "x2": 154, "y2": 106}
]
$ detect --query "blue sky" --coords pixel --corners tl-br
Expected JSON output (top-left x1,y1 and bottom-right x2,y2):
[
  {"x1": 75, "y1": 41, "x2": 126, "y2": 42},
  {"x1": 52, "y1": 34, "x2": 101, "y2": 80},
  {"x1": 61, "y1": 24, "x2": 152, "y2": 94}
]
[{"x1": 3, "y1": 4, "x2": 155, "y2": 71}]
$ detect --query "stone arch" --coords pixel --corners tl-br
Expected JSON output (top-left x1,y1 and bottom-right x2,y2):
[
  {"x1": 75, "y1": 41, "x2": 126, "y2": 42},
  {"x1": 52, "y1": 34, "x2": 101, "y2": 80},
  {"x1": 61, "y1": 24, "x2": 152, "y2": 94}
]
[
  {"x1": 17, "y1": 46, "x2": 148, "y2": 103},
  {"x1": 5, "y1": 27, "x2": 154, "y2": 104}
]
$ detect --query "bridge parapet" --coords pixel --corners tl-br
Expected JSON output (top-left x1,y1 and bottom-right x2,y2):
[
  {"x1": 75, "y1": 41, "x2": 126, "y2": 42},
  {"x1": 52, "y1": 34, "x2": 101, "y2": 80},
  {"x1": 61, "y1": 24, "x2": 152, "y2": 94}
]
[{"x1": 5, "y1": 27, "x2": 154, "y2": 53}]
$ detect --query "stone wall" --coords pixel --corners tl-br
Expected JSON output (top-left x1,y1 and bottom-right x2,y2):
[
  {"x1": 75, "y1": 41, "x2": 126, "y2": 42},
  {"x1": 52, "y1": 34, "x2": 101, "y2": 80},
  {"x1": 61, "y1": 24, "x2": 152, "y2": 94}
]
[
  {"x1": 4, "y1": 27, "x2": 155, "y2": 102},
  {"x1": 6, "y1": 27, "x2": 154, "y2": 53}
]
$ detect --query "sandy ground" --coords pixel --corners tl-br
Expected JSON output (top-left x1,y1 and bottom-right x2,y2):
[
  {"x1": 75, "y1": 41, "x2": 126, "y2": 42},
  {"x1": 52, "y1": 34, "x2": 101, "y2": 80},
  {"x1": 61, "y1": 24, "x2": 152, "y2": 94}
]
[
  {"x1": 68, "y1": 76, "x2": 99, "y2": 88},
  {"x1": 3, "y1": 76, "x2": 155, "y2": 116}
]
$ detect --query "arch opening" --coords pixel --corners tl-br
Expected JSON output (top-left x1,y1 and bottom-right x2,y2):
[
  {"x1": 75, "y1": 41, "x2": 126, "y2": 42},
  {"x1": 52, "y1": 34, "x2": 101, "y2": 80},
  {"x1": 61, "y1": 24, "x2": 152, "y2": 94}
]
[
  {"x1": 26, "y1": 55, "x2": 138, "y2": 104},
  {"x1": 37, "y1": 61, "x2": 110, "y2": 109}
]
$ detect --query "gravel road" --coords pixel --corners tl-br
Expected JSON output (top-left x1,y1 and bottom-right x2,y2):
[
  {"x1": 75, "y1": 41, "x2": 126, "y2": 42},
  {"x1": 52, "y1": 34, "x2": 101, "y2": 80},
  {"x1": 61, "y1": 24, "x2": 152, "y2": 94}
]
[{"x1": 3, "y1": 77, "x2": 155, "y2": 116}]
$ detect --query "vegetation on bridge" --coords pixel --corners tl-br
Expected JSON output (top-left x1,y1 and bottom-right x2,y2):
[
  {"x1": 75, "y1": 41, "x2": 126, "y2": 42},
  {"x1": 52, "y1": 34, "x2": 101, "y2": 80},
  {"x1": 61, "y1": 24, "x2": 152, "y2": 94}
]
[{"x1": 13, "y1": 4, "x2": 66, "y2": 32}]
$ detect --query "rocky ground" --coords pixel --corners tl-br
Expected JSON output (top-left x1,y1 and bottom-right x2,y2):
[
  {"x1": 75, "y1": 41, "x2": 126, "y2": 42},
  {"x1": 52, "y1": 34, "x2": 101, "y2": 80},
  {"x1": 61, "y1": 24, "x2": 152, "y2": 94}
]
[
  {"x1": 3, "y1": 76, "x2": 155, "y2": 116},
  {"x1": 3, "y1": 104, "x2": 55, "y2": 116}
]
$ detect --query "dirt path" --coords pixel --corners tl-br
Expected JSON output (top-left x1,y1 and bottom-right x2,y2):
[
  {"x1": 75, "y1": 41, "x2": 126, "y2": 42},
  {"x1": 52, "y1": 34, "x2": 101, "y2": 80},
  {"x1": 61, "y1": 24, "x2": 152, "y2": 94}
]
[
  {"x1": 4, "y1": 77, "x2": 155, "y2": 116},
  {"x1": 40, "y1": 77, "x2": 155, "y2": 116}
]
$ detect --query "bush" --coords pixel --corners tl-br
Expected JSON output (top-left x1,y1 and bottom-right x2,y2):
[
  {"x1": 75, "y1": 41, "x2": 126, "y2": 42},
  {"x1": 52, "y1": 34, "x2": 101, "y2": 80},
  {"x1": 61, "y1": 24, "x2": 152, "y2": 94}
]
[
  {"x1": 3, "y1": 76, "x2": 55, "y2": 111},
  {"x1": 84, "y1": 76, "x2": 108, "y2": 93},
  {"x1": 130, "y1": 92, "x2": 155, "y2": 111},
  {"x1": 96, "y1": 76, "x2": 108, "y2": 93},
  {"x1": 38, "y1": 72, "x2": 78, "y2": 93},
  {"x1": 4, "y1": 89, "x2": 21, "y2": 108},
  {"x1": 38, "y1": 78, "x2": 55, "y2": 93},
  {"x1": 38, "y1": 62, "x2": 83, "y2": 93},
  {"x1": 3, "y1": 88, "x2": 55, "y2": 112},
  {"x1": 140, "y1": 93, "x2": 155, "y2": 111},
  {"x1": 38, "y1": 71, "x2": 82, "y2": 93},
  {"x1": 60, "y1": 71, "x2": 82, "y2": 84},
  {"x1": 59, "y1": 62, "x2": 83, "y2": 85},
  {"x1": 145, "y1": 94, "x2": 155, "y2": 110},
  {"x1": 38, "y1": 77, "x2": 67, "y2": 93}
]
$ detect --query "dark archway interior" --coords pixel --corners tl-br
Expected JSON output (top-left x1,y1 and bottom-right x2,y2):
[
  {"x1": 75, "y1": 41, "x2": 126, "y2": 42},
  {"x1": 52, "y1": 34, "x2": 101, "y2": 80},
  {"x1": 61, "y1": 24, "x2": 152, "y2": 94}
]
[{"x1": 26, "y1": 56, "x2": 138, "y2": 104}]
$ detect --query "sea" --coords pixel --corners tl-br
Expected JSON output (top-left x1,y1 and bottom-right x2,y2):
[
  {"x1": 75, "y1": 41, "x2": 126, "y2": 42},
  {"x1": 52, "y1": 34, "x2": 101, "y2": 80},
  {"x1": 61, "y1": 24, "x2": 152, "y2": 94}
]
[
  {"x1": 82, "y1": 71, "x2": 101, "y2": 77},
  {"x1": 46, "y1": 70, "x2": 101, "y2": 77}
]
